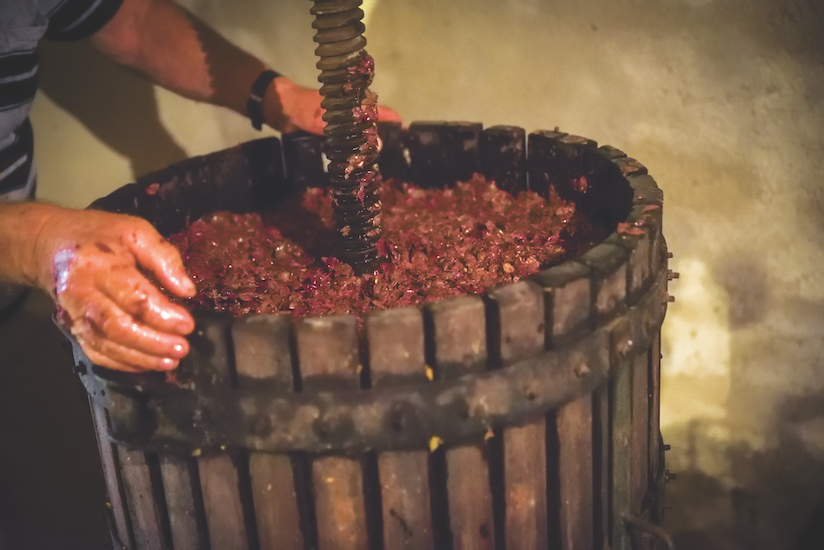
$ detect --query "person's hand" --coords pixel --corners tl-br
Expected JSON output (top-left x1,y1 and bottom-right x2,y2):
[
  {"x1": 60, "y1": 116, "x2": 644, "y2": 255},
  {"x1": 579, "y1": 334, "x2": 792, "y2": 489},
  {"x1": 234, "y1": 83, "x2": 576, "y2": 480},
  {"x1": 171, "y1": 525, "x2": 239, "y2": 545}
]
[
  {"x1": 265, "y1": 76, "x2": 402, "y2": 135},
  {"x1": 34, "y1": 208, "x2": 196, "y2": 373}
]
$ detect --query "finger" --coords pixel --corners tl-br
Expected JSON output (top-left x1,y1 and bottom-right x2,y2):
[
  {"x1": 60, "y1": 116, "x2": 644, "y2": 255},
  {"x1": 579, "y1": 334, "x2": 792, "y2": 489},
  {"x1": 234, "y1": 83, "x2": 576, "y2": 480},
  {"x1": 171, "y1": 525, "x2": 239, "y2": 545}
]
[
  {"x1": 124, "y1": 220, "x2": 196, "y2": 298},
  {"x1": 64, "y1": 291, "x2": 190, "y2": 361},
  {"x1": 102, "y1": 266, "x2": 195, "y2": 336},
  {"x1": 377, "y1": 105, "x2": 403, "y2": 124},
  {"x1": 75, "y1": 326, "x2": 180, "y2": 372}
]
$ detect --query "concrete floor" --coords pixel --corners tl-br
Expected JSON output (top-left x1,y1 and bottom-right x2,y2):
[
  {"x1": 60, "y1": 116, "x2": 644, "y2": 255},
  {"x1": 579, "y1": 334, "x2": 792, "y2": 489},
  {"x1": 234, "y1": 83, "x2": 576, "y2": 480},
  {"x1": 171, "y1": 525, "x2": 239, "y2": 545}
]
[{"x1": 0, "y1": 290, "x2": 109, "y2": 550}]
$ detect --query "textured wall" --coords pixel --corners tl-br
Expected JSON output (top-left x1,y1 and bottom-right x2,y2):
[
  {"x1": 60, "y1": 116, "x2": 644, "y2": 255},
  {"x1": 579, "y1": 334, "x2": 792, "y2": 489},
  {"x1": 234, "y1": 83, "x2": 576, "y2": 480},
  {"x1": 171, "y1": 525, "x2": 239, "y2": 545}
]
[{"x1": 30, "y1": 0, "x2": 824, "y2": 548}]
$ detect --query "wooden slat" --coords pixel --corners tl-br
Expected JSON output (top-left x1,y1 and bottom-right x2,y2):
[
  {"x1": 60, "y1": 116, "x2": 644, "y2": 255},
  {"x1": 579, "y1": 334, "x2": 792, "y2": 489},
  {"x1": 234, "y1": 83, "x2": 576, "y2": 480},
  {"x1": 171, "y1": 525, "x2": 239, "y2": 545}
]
[
  {"x1": 594, "y1": 384, "x2": 611, "y2": 550},
  {"x1": 367, "y1": 307, "x2": 434, "y2": 550},
  {"x1": 610, "y1": 320, "x2": 633, "y2": 550},
  {"x1": 503, "y1": 422, "x2": 546, "y2": 548},
  {"x1": 118, "y1": 448, "x2": 165, "y2": 550},
  {"x1": 557, "y1": 394, "x2": 594, "y2": 550},
  {"x1": 489, "y1": 281, "x2": 547, "y2": 550},
  {"x1": 192, "y1": 316, "x2": 250, "y2": 550},
  {"x1": 536, "y1": 258, "x2": 597, "y2": 548},
  {"x1": 233, "y1": 314, "x2": 303, "y2": 550},
  {"x1": 649, "y1": 334, "x2": 662, "y2": 488},
  {"x1": 295, "y1": 315, "x2": 368, "y2": 550},
  {"x1": 550, "y1": 261, "x2": 597, "y2": 550},
  {"x1": 159, "y1": 455, "x2": 206, "y2": 550},
  {"x1": 428, "y1": 296, "x2": 494, "y2": 550},
  {"x1": 199, "y1": 454, "x2": 250, "y2": 550},
  {"x1": 90, "y1": 402, "x2": 132, "y2": 549},
  {"x1": 631, "y1": 352, "x2": 650, "y2": 515}
]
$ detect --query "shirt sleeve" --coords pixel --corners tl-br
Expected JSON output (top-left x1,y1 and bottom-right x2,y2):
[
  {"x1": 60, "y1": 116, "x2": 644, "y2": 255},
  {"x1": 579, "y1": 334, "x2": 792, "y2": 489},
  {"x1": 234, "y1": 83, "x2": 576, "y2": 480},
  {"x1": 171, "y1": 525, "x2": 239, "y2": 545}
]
[{"x1": 45, "y1": 0, "x2": 125, "y2": 41}]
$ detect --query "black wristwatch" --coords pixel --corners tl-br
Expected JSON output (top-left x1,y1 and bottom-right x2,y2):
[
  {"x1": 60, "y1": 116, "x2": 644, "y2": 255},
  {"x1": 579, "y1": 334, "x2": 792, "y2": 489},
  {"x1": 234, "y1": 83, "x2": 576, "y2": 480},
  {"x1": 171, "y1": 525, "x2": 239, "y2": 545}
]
[{"x1": 247, "y1": 69, "x2": 280, "y2": 130}]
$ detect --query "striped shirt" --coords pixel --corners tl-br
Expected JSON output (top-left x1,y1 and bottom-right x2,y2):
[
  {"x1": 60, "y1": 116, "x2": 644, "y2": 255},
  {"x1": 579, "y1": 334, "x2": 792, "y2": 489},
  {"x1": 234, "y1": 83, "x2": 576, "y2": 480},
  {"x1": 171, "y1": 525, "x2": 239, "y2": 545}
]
[{"x1": 0, "y1": 0, "x2": 123, "y2": 201}]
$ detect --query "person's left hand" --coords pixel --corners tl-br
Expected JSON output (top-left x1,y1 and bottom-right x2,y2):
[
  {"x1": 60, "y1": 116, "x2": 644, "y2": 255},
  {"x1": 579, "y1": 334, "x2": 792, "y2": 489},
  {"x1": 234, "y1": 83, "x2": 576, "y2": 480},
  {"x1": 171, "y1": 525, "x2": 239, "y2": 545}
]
[{"x1": 265, "y1": 77, "x2": 402, "y2": 135}]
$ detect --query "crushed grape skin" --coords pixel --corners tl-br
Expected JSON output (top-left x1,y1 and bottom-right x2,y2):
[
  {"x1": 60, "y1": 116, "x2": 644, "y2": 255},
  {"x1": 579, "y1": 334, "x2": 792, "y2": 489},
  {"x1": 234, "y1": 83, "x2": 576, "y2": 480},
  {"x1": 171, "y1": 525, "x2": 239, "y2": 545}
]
[{"x1": 169, "y1": 175, "x2": 606, "y2": 319}]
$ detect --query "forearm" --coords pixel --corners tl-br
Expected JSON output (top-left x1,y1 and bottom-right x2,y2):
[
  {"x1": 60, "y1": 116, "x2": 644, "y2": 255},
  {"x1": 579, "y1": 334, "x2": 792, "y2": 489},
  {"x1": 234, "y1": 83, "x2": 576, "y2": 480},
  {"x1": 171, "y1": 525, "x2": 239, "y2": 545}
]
[
  {"x1": 0, "y1": 202, "x2": 62, "y2": 289},
  {"x1": 90, "y1": 0, "x2": 267, "y2": 119},
  {"x1": 88, "y1": 0, "x2": 399, "y2": 135}
]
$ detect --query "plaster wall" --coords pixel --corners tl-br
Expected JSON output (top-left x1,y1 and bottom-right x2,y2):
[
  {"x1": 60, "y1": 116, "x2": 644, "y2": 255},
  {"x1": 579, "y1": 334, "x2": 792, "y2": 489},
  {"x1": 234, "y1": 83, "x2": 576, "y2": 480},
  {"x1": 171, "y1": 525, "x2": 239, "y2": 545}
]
[{"x1": 29, "y1": 0, "x2": 824, "y2": 548}]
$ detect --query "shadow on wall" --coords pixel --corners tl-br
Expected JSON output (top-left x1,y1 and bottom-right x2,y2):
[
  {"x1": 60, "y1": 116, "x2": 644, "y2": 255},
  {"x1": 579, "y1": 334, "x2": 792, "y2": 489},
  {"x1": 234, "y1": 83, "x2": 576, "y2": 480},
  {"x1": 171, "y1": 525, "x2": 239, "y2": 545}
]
[
  {"x1": 37, "y1": 39, "x2": 188, "y2": 179},
  {"x1": 663, "y1": 250, "x2": 824, "y2": 550},
  {"x1": 664, "y1": 393, "x2": 824, "y2": 550}
]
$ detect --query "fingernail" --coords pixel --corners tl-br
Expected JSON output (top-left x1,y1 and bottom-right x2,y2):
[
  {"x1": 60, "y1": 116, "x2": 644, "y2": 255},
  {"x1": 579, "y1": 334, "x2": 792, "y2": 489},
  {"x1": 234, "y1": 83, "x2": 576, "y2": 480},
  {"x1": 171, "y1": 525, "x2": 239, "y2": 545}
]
[
  {"x1": 161, "y1": 357, "x2": 178, "y2": 370},
  {"x1": 172, "y1": 343, "x2": 188, "y2": 357},
  {"x1": 169, "y1": 275, "x2": 196, "y2": 295}
]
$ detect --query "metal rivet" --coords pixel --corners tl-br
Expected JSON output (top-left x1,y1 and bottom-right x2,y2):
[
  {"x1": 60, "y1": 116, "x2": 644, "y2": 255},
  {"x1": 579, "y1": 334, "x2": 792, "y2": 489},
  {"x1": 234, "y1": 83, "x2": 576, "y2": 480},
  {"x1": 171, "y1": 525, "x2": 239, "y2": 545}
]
[{"x1": 667, "y1": 270, "x2": 680, "y2": 280}]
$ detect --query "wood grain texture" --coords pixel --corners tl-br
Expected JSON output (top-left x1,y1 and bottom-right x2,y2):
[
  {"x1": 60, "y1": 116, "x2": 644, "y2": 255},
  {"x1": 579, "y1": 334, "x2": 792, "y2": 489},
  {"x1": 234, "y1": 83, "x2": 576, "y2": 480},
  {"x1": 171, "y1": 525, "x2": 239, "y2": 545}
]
[
  {"x1": 649, "y1": 335, "x2": 662, "y2": 486},
  {"x1": 193, "y1": 316, "x2": 250, "y2": 550},
  {"x1": 631, "y1": 352, "x2": 650, "y2": 515},
  {"x1": 428, "y1": 296, "x2": 494, "y2": 550},
  {"x1": 610, "y1": 323, "x2": 633, "y2": 550},
  {"x1": 233, "y1": 314, "x2": 303, "y2": 550},
  {"x1": 90, "y1": 402, "x2": 132, "y2": 549},
  {"x1": 295, "y1": 315, "x2": 368, "y2": 550},
  {"x1": 159, "y1": 455, "x2": 206, "y2": 550},
  {"x1": 118, "y1": 448, "x2": 164, "y2": 550},
  {"x1": 367, "y1": 307, "x2": 434, "y2": 550},
  {"x1": 594, "y1": 384, "x2": 611, "y2": 550},
  {"x1": 198, "y1": 454, "x2": 249, "y2": 550},
  {"x1": 557, "y1": 394, "x2": 594, "y2": 550},
  {"x1": 489, "y1": 281, "x2": 548, "y2": 550}
]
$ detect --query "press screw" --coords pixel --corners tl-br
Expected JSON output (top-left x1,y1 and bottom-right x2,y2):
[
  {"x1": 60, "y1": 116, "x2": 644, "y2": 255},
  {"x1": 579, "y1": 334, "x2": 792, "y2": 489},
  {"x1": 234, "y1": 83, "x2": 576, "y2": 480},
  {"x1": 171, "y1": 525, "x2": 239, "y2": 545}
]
[
  {"x1": 667, "y1": 270, "x2": 680, "y2": 280},
  {"x1": 663, "y1": 444, "x2": 671, "y2": 451},
  {"x1": 666, "y1": 295, "x2": 675, "y2": 303},
  {"x1": 665, "y1": 470, "x2": 677, "y2": 482},
  {"x1": 667, "y1": 252, "x2": 674, "y2": 259}
]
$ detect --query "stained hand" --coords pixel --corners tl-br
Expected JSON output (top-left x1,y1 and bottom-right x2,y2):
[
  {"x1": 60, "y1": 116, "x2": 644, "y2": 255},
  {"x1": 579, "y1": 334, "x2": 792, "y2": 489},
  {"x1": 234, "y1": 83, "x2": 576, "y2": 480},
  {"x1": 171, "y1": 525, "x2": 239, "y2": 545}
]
[
  {"x1": 37, "y1": 209, "x2": 196, "y2": 373},
  {"x1": 266, "y1": 76, "x2": 402, "y2": 135}
]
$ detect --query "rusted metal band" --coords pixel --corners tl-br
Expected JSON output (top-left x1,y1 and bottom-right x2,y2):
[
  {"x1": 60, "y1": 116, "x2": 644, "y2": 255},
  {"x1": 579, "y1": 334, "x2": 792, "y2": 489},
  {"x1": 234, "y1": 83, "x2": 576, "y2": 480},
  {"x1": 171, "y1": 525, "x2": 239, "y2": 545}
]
[{"x1": 71, "y1": 265, "x2": 667, "y2": 456}]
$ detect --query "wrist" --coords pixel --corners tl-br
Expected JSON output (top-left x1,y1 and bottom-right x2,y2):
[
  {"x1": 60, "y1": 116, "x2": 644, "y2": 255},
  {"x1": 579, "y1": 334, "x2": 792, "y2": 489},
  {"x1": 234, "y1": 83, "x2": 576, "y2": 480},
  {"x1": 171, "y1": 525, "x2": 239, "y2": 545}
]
[
  {"x1": 247, "y1": 69, "x2": 281, "y2": 131},
  {"x1": 28, "y1": 203, "x2": 70, "y2": 293},
  {"x1": 0, "y1": 202, "x2": 64, "y2": 290}
]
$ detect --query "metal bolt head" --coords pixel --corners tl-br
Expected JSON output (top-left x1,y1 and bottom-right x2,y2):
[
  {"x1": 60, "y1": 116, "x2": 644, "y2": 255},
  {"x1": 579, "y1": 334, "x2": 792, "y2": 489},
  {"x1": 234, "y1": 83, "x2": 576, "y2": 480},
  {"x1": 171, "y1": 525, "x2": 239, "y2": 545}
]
[{"x1": 574, "y1": 361, "x2": 591, "y2": 379}]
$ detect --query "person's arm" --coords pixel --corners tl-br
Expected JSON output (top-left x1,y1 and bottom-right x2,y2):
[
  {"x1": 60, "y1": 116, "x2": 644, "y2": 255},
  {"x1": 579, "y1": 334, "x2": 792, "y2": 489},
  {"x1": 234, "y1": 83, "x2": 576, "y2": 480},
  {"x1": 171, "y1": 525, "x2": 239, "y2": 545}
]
[
  {"x1": 0, "y1": 202, "x2": 195, "y2": 372},
  {"x1": 87, "y1": 0, "x2": 400, "y2": 134}
]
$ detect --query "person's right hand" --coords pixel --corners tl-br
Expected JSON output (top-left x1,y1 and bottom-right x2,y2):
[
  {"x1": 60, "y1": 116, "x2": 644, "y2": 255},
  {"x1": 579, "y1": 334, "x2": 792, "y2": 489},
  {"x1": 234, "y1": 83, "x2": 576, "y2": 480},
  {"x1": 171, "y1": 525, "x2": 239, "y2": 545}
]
[
  {"x1": 266, "y1": 76, "x2": 403, "y2": 135},
  {"x1": 34, "y1": 207, "x2": 196, "y2": 373}
]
